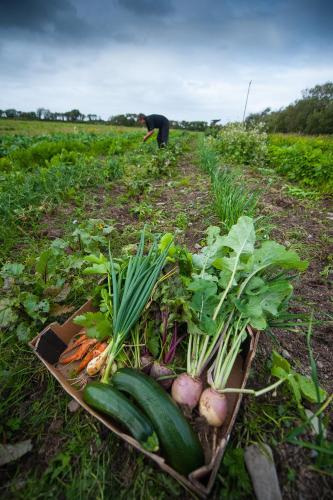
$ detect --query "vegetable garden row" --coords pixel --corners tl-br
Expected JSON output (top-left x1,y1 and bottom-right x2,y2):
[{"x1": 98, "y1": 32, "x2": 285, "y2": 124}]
[{"x1": 1, "y1": 122, "x2": 332, "y2": 498}]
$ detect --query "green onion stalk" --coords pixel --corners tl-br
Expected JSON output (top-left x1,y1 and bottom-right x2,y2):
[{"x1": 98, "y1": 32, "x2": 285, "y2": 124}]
[{"x1": 101, "y1": 230, "x2": 172, "y2": 383}]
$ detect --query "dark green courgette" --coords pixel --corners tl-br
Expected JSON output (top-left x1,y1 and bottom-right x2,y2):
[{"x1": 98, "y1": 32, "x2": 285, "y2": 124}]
[
  {"x1": 83, "y1": 382, "x2": 159, "y2": 452},
  {"x1": 112, "y1": 368, "x2": 204, "y2": 475}
]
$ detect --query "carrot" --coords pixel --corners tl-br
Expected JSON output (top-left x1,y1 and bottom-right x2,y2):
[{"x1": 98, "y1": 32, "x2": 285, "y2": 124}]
[
  {"x1": 76, "y1": 342, "x2": 107, "y2": 373},
  {"x1": 59, "y1": 338, "x2": 97, "y2": 365}
]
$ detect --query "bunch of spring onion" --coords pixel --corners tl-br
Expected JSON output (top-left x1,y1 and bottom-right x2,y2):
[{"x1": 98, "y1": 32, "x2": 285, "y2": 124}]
[{"x1": 87, "y1": 229, "x2": 172, "y2": 383}]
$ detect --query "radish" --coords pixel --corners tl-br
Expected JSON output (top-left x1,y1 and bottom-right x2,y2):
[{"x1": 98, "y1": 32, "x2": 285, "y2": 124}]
[
  {"x1": 199, "y1": 388, "x2": 228, "y2": 427},
  {"x1": 171, "y1": 373, "x2": 203, "y2": 409},
  {"x1": 150, "y1": 362, "x2": 174, "y2": 389}
]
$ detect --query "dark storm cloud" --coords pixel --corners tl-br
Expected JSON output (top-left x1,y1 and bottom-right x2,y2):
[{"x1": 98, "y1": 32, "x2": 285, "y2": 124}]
[
  {"x1": 0, "y1": 0, "x2": 332, "y2": 53},
  {"x1": 117, "y1": 0, "x2": 173, "y2": 16},
  {"x1": 0, "y1": 0, "x2": 88, "y2": 37}
]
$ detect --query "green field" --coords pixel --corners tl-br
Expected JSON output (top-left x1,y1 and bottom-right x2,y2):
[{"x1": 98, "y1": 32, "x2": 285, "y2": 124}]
[{"x1": 1, "y1": 119, "x2": 332, "y2": 499}]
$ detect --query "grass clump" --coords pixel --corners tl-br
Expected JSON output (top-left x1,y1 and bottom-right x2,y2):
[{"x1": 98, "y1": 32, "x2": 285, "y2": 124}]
[
  {"x1": 197, "y1": 137, "x2": 259, "y2": 231},
  {"x1": 212, "y1": 167, "x2": 258, "y2": 230}
]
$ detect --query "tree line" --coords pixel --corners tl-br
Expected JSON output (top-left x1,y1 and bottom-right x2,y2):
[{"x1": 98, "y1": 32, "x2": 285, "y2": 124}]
[
  {"x1": 0, "y1": 108, "x2": 210, "y2": 131},
  {"x1": 2, "y1": 82, "x2": 332, "y2": 134},
  {"x1": 245, "y1": 82, "x2": 333, "y2": 134}
]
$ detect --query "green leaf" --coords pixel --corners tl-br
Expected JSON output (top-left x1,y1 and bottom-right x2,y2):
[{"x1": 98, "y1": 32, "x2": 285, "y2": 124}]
[
  {"x1": 50, "y1": 238, "x2": 68, "y2": 254},
  {"x1": 249, "y1": 316, "x2": 267, "y2": 330},
  {"x1": 146, "y1": 323, "x2": 160, "y2": 358},
  {"x1": 84, "y1": 253, "x2": 107, "y2": 264},
  {"x1": 218, "y1": 269, "x2": 239, "y2": 289},
  {"x1": 83, "y1": 253, "x2": 109, "y2": 275},
  {"x1": 199, "y1": 315, "x2": 217, "y2": 335},
  {"x1": 16, "y1": 322, "x2": 31, "y2": 342},
  {"x1": 83, "y1": 263, "x2": 110, "y2": 275},
  {"x1": 0, "y1": 300, "x2": 18, "y2": 328},
  {"x1": 188, "y1": 279, "x2": 219, "y2": 318},
  {"x1": 1, "y1": 263, "x2": 25, "y2": 278},
  {"x1": 287, "y1": 375, "x2": 302, "y2": 403},
  {"x1": 213, "y1": 255, "x2": 246, "y2": 272},
  {"x1": 247, "y1": 240, "x2": 308, "y2": 273},
  {"x1": 73, "y1": 312, "x2": 112, "y2": 340},
  {"x1": 219, "y1": 216, "x2": 255, "y2": 255},
  {"x1": 187, "y1": 320, "x2": 207, "y2": 336},
  {"x1": 295, "y1": 374, "x2": 327, "y2": 403},
  {"x1": 271, "y1": 365, "x2": 290, "y2": 379},
  {"x1": 271, "y1": 350, "x2": 291, "y2": 375},
  {"x1": 21, "y1": 293, "x2": 50, "y2": 320},
  {"x1": 158, "y1": 233, "x2": 175, "y2": 256},
  {"x1": 244, "y1": 276, "x2": 266, "y2": 295},
  {"x1": 236, "y1": 280, "x2": 293, "y2": 329},
  {"x1": 206, "y1": 226, "x2": 221, "y2": 246},
  {"x1": 188, "y1": 278, "x2": 218, "y2": 294},
  {"x1": 191, "y1": 226, "x2": 226, "y2": 270},
  {"x1": 35, "y1": 249, "x2": 58, "y2": 280}
]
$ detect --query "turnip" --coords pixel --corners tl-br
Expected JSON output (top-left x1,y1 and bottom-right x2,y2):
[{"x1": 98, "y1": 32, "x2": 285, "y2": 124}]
[
  {"x1": 199, "y1": 388, "x2": 228, "y2": 427},
  {"x1": 199, "y1": 320, "x2": 248, "y2": 426},
  {"x1": 171, "y1": 373, "x2": 203, "y2": 409},
  {"x1": 150, "y1": 362, "x2": 174, "y2": 389}
]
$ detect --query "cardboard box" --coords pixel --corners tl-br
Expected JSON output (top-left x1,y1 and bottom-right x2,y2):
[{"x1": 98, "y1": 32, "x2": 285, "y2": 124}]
[{"x1": 30, "y1": 299, "x2": 259, "y2": 498}]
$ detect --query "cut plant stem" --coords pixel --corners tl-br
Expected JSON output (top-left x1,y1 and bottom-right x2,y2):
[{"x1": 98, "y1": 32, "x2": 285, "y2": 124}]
[{"x1": 219, "y1": 377, "x2": 286, "y2": 396}]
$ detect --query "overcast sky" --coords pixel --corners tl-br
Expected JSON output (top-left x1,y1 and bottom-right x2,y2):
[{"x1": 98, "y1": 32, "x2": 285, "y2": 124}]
[{"x1": 0, "y1": 0, "x2": 332, "y2": 122}]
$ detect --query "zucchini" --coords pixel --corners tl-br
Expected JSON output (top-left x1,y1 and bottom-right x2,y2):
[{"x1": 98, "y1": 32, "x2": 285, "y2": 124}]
[
  {"x1": 112, "y1": 368, "x2": 204, "y2": 475},
  {"x1": 83, "y1": 382, "x2": 159, "y2": 452}
]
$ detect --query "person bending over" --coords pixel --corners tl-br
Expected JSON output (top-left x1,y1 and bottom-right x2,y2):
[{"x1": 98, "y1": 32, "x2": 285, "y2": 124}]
[{"x1": 138, "y1": 113, "x2": 169, "y2": 148}]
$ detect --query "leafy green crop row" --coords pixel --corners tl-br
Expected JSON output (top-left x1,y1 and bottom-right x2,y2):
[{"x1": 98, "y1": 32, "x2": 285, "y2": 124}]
[
  {"x1": 0, "y1": 131, "x2": 142, "y2": 172},
  {"x1": 267, "y1": 135, "x2": 333, "y2": 193},
  {"x1": 0, "y1": 131, "x2": 187, "y2": 256},
  {"x1": 207, "y1": 124, "x2": 333, "y2": 194}
]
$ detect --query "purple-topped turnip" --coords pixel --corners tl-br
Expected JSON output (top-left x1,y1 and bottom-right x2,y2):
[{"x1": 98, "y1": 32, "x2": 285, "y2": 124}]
[{"x1": 150, "y1": 362, "x2": 174, "y2": 389}]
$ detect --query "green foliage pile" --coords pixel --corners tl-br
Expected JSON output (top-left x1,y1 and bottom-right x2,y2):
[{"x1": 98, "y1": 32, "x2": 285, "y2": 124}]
[
  {"x1": 0, "y1": 219, "x2": 113, "y2": 342},
  {"x1": 213, "y1": 123, "x2": 268, "y2": 167}
]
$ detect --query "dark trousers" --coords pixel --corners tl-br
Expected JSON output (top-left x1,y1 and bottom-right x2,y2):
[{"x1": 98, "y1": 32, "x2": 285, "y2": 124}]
[{"x1": 157, "y1": 124, "x2": 169, "y2": 148}]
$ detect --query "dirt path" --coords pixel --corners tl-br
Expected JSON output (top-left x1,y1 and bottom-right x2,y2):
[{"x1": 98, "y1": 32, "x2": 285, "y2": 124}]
[{"x1": 242, "y1": 168, "x2": 333, "y2": 391}]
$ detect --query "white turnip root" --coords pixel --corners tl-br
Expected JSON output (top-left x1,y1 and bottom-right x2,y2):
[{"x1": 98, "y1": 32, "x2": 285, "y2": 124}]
[
  {"x1": 171, "y1": 373, "x2": 203, "y2": 409},
  {"x1": 150, "y1": 362, "x2": 174, "y2": 389},
  {"x1": 86, "y1": 348, "x2": 109, "y2": 377},
  {"x1": 199, "y1": 388, "x2": 228, "y2": 427}
]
